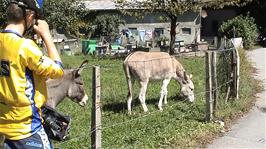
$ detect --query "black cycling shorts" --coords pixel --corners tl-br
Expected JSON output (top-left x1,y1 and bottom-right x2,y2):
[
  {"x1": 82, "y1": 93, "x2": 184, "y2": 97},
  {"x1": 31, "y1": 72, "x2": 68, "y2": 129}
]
[{"x1": 3, "y1": 128, "x2": 53, "y2": 149}]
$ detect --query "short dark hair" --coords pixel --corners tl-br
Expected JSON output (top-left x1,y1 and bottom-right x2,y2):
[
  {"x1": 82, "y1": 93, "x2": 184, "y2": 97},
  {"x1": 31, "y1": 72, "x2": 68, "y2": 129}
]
[{"x1": 6, "y1": 3, "x2": 34, "y2": 24}]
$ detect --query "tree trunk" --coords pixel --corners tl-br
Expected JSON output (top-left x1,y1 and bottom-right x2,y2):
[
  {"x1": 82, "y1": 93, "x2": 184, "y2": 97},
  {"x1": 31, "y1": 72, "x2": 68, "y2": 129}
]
[{"x1": 170, "y1": 16, "x2": 177, "y2": 55}]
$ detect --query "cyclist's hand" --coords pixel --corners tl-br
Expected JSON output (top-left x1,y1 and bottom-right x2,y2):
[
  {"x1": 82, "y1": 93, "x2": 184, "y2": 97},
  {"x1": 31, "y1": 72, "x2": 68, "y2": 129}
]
[{"x1": 33, "y1": 20, "x2": 51, "y2": 39}]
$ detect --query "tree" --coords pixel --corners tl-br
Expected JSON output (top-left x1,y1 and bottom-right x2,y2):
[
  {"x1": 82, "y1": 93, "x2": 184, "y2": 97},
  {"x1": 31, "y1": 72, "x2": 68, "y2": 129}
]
[
  {"x1": 44, "y1": 0, "x2": 92, "y2": 38},
  {"x1": 116, "y1": 0, "x2": 253, "y2": 54},
  {"x1": 219, "y1": 14, "x2": 257, "y2": 48},
  {"x1": 0, "y1": 0, "x2": 9, "y2": 29},
  {"x1": 0, "y1": 0, "x2": 92, "y2": 38},
  {"x1": 92, "y1": 14, "x2": 125, "y2": 42}
]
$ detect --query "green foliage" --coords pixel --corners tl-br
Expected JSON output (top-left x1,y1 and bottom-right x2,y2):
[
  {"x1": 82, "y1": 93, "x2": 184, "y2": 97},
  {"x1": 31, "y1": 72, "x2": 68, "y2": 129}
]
[
  {"x1": 219, "y1": 14, "x2": 258, "y2": 49},
  {"x1": 44, "y1": 0, "x2": 92, "y2": 38},
  {"x1": 0, "y1": 0, "x2": 10, "y2": 29},
  {"x1": 200, "y1": 0, "x2": 253, "y2": 9},
  {"x1": 0, "y1": 0, "x2": 92, "y2": 37},
  {"x1": 92, "y1": 14, "x2": 125, "y2": 41}
]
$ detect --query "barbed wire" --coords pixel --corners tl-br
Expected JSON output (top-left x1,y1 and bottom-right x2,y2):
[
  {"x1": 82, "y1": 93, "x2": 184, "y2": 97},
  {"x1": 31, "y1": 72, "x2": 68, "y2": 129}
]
[
  {"x1": 56, "y1": 49, "x2": 234, "y2": 146},
  {"x1": 55, "y1": 78, "x2": 233, "y2": 146},
  {"x1": 81, "y1": 54, "x2": 233, "y2": 72}
]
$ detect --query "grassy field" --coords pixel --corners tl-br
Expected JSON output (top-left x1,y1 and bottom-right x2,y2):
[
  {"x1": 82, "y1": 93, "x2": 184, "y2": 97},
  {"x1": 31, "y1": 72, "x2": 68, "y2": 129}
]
[{"x1": 54, "y1": 50, "x2": 260, "y2": 149}]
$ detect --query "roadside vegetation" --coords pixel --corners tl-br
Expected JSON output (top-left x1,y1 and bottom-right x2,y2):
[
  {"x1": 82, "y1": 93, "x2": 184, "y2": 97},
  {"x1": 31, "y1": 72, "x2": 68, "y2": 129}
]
[
  {"x1": 54, "y1": 49, "x2": 261, "y2": 148},
  {"x1": 215, "y1": 48, "x2": 263, "y2": 123},
  {"x1": 219, "y1": 14, "x2": 258, "y2": 49}
]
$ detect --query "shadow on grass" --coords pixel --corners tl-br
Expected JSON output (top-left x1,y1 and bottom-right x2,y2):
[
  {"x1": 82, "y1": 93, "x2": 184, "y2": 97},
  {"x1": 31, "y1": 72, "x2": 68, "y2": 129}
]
[
  {"x1": 102, "y1": 95, "x2": 185, "y2": 113},
  {"x1": 102, "y1": 95, "x2": 205, "y2": 122}
]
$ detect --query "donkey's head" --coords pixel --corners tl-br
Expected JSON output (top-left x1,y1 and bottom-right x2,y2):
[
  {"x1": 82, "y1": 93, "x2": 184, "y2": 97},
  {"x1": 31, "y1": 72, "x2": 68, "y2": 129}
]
[
  {"x1": 180, "y1": 72, "x2": 195, "y2": 102},
  {"x1": 67, "y1": 60, "x2": 89, "y2": 107}
]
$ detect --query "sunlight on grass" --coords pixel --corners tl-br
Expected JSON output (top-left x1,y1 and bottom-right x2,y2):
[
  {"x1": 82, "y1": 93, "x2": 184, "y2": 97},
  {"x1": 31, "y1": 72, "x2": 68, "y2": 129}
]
[{"x1": 54, "y1": 51, "x2": 259, "y2": 148}]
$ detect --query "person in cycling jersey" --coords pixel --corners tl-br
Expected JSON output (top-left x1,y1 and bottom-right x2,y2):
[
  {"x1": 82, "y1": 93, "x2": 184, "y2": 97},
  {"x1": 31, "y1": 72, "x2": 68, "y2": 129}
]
[{"x1": 0, "y1": 0, "x2": 63, "y2": 148}]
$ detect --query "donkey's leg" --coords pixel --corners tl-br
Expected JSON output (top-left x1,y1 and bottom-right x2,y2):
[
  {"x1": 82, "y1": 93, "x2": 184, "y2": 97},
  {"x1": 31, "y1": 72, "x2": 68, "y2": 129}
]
[
  {"x1": 163, "y1": 79, "x2": 170, "y2": 105},
  {"x1": 139, "y1": 79, "x2": 149, "y2": 113},
  {"x1": 127, "y1": 91, "x2": 133, "y2": 115},
  {"x1": 127, "y1": 79, "x2": 135, "y2": 115},
  {"x1": 158, "y1": 79, "x2": 170, "y2": 111}
]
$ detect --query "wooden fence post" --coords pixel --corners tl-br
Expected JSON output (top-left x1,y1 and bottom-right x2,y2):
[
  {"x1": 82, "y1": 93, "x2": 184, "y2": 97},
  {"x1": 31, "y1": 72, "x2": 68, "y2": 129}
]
[
  {"x1": 211, "y1": 51, "x2": 218, "y2": 113},
  {"x1": 205, "y1": 51, "x2": 213, "y2": 122},
  {"x1": 231, "y1": 47, "x2": 240, "y2": 100},
  {"x1": 91, "y1": 66, "x2": 102, "y2": 149},
  {"x1": 234, "y1": 47, "x2": 240, "y2": 99}
]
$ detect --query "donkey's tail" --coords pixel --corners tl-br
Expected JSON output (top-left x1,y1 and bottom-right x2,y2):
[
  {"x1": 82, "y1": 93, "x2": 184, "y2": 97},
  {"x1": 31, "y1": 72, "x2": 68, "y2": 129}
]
[{"x1": 123, "y1": 61, "x2": 133, "y2": 98}]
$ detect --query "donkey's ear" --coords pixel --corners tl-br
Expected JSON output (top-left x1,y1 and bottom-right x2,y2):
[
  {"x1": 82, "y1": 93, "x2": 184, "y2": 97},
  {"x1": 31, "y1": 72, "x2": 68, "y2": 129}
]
[
  {"x1": 79, "y1": 60, "x2": 88, "y2": 69},
  {"x1": 182, "y1": 71, "x2": 188, "y2": 84},
  {"x1": 75, "y1": 60, "x2": 88, "y2": 77},
  {"x1": 184, "y1": 71, "x2": 188, "y2": 81}
]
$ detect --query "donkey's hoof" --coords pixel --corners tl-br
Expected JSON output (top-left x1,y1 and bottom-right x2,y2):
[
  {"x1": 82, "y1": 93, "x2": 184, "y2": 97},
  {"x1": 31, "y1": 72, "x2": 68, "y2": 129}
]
[
  {"x1": 143, "y1": 110, "x2": 150, "y2": 114},
  {"x1": 144, "y1": 111, "x2": 150, "y2": 115},
  {"x1": 158, "y1": 106, "x2": 163, "y2": 111}
]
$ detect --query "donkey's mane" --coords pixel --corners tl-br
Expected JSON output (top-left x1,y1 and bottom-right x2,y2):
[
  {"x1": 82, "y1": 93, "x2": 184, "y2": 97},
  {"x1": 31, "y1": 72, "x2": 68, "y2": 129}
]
[{"x1": 46, "y1": 69, "x2": 73, "y2": 88}]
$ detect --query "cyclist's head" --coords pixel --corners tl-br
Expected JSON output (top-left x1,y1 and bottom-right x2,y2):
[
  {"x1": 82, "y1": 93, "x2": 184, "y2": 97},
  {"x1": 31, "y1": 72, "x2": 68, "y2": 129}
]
[
  {"x1": 7, "y1": 0, "x2": 43, "y2": 23},
  {"x1": 14, "y1": 0, "x2": 43, "y2": 19}
]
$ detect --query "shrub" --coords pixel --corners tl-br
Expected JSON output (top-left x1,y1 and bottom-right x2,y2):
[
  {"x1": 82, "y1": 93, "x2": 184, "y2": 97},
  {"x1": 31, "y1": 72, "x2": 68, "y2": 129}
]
[{"x1": 219, "y1": 14, "x2": 258, "y2": 49}]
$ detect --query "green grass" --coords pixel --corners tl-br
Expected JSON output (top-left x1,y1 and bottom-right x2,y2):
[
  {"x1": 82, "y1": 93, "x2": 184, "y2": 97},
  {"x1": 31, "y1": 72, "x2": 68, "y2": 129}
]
[{"x1": 53, "y1": 51, "x2": 260, "y2": 148}]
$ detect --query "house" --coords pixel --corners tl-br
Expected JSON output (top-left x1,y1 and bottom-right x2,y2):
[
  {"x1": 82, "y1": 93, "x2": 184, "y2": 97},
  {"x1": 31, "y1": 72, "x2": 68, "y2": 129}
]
[
  {"x1": 83, "y1": 0, "x2": 201, "y2": 51},
  {"x1": 51, "y1": 29, "x2": 80, "y2": 55}
]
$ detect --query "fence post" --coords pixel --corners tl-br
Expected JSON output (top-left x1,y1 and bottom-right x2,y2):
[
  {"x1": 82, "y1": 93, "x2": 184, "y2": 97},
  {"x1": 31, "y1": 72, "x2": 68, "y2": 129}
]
[
  {"x1": 234, "y1": 47, "x2": 240, "y2": 99},
  {"x1": 91, "y1": 66, "x2": 102, "y2": 149},
  {"x1": 211, "y1": 51, "x2": 218, "y2": 113},
  {"x1": 236, "y1": 48, "x2": 240, "y2": 99},
  {"x1": 205, "y1": 51, "x2": 213, "y2": 122},
  {"x1": 231, "y1": 47, "x2": 240, "y2": 100}
]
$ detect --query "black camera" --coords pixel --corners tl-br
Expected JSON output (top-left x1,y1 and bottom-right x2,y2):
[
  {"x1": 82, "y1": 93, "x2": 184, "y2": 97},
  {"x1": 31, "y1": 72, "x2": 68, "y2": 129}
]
[{"x1": 42, "y1": 106, "x2": 71, "y2": 141}]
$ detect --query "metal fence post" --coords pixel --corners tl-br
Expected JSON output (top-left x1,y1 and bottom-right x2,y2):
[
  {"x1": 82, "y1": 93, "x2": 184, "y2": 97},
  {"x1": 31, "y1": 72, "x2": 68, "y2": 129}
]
[{"x1": 91, "y1": 66, "x2": 102, "y2": 149}]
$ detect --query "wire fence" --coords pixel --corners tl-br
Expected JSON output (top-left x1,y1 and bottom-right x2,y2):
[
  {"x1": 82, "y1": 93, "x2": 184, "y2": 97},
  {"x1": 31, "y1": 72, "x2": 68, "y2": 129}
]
[
  {"x1": 56, "y1": 75, "x2": 234, "y2": 148},
  {"x1": 54, "y1": 47, "x2": 239, "y2": 148}
]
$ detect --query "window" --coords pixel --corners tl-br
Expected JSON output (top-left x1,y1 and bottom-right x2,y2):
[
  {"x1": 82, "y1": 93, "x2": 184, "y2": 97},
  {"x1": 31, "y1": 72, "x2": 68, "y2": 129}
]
[
  {"x1": 182, "y1": 28, "x2": 191, "y2": 35},
  {"x1": 154, "y1": 28, "x2": 164, "y2": 37},
  {"x1": 128, "y1": 28, "x2": 138, "y2": 36}
]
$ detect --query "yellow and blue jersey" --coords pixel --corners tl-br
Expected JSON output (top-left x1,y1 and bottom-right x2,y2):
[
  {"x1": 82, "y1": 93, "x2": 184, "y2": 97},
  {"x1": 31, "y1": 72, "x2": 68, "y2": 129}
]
[{"x1": 0, "y1": 30, "x2": 64, "y2": 140}]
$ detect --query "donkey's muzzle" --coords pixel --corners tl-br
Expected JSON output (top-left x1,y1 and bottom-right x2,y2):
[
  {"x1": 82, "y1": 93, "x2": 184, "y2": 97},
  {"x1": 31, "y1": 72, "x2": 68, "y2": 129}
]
[
  {"x1": 79, "y1": 94, "x2": 88, "y2": 107},
  {"x1": 188, "y1": 94, "x2": 195, "y2": 102}
]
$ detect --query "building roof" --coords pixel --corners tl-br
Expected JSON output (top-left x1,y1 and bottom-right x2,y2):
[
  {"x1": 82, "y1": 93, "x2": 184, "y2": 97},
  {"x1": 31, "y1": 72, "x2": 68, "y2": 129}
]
[
  {"x1": 82, "y1": 0, "x2": 116, "y2": 10},
  {"x1": 82, "y1": 0, "x2": 146, "y2": 10},
  {"x1": 82, "y1": 0, "x2": 216, "y2": 11}
]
